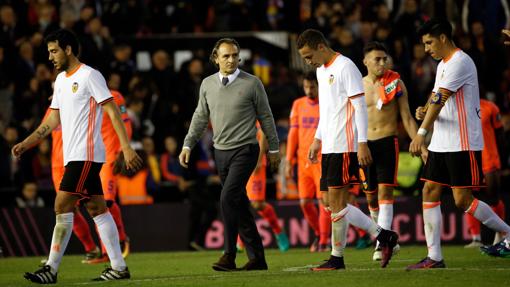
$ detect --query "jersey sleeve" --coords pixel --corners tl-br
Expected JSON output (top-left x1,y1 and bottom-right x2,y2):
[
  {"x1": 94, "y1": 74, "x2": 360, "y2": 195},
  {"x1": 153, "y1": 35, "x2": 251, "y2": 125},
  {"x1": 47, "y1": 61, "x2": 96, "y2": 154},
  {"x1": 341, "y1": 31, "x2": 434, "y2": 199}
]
[
  {"x1": 50, "y1": 82, "x2": 59, "y2": 109},
  {"x1": 88, "y1": 69, "x2": 113, "y2": 104},
  {"x1": 342, "y1": 61, "x2": 365, "y2": 98},
  {"x1": 438, "y1": 60, "x2": 469, "y2": 93}
]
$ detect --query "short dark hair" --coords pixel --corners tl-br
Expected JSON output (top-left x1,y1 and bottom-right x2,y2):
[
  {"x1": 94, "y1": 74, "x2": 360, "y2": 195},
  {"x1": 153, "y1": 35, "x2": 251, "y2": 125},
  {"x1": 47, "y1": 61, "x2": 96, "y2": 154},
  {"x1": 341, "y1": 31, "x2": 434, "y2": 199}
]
[
  {"x1": 209, "y1": 38, "x2": 240, "y2": 65},
  {"x1": 297, "y1": 29, "x2": 329, "y2": 50},
  {"x1": 303, "y1": 71, "x2": 317, "y2": 83},
  {"x1": 417, "y1": 18, "x2": 453, "y2": 40},
  {"x1": 363, "y1": 41, "x2": 388, "y2": 55},
  {"x1": 44, "y1": 29, "x2": 80, "y2": 57}
]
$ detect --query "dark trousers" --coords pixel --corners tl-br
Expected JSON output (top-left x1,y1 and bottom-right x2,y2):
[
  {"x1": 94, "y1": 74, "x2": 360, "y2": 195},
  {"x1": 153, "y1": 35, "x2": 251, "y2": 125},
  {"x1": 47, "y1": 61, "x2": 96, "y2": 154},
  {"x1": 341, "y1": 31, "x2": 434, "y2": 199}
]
[{"x1": 214, "y1": 143, "x2": 264, "y2": 260}]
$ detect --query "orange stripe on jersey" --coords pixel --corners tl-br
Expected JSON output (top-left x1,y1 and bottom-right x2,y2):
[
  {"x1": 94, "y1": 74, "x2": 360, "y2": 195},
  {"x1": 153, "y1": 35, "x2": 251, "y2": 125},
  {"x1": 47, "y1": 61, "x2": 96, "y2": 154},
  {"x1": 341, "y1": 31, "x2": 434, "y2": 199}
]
[
  {"x1": 87, "y1": 99, "x2": 97, "y2": 161},
  {"x1": 422, "y1": 201, "x2": 441, "y2": 209},
  {"x1": 346, "y1": 101, "x2": 354, "y2": 152},
  {"x1": 455, "y1": 88, "x2": 469, "y2": 150}
]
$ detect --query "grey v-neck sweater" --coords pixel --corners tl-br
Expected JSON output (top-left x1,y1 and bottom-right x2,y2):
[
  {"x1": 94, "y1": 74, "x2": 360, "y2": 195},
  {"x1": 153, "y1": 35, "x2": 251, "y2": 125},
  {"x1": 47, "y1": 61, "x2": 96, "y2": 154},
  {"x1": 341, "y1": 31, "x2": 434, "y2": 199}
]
[{"x1": 183, "y1": 70, "x2": 279, "y2": 151}]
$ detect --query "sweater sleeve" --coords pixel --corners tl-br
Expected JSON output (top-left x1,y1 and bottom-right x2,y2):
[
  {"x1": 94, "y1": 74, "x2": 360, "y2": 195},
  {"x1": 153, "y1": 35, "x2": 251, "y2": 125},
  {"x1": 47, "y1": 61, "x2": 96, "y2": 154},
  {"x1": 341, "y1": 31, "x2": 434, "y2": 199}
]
[
  {"x1": 253, "y1": 78, "x2": 279, "y2": 151},
  {"x1": 183, "y1": 82, "x2": 210, "y2": 149}
]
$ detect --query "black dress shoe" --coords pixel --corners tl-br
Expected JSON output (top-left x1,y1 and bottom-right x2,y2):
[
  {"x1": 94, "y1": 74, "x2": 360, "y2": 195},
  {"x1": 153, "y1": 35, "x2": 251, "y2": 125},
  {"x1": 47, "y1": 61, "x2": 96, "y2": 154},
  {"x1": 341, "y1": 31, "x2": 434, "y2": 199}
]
[
  {"x1": 212, "y1": 254, "x2": 236, "y2": 271},
  {"x1": 238, "y1": 258, "x2": 268, "y2": 271}
]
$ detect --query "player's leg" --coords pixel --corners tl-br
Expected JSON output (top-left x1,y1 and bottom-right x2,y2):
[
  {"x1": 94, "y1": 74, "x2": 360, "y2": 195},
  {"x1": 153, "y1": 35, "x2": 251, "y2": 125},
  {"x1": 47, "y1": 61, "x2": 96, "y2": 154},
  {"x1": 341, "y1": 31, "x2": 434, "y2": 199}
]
[
  {"x1": 314, "y1": 164, "x2": 331, "y2": 251},
  {"x1": 52, "y1": 166, "x2": 99, "y2": 262},
  {"x1": 101, "y1": 162, "x2": 129, "y2": 257},
  {"x1": 25, "y1": 162, "x2": 88, "y2": 284},
  {"x1": 484, "y1": 171, "x2": 505, "y2": 244},
  {"x1": 298, "y1": 163, "x2": 320, "y2": 251},
  {"x1": 348, "y1": 188, "x2": 371, "y2": 250},
  {"x1": 313, "y1": 153, "x2": 398, "y2": 271},
  {"x1": 84, "y1": 163, "x2": 129, "y2": 280}
]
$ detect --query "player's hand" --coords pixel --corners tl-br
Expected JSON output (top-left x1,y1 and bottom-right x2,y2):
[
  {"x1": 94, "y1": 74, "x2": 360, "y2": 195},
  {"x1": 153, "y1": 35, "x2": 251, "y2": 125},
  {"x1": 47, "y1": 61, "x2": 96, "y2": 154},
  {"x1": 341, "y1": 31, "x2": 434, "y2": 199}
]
[
  {"x1": 409, "y1": 134, "x2": 425, "y2": 157},
  {"x1": 308, "y1": 138, "x2": 321, "y2": 164},
  {"x1": 420, "y1": 146, "x2": 429, "y2": 163},
  {"x1": 285, "y1": 161, "x2": 294, "y2": 178},
  {"x1": 415, "y1": 106, "x2": 426, "y2": 121},
  {"x1": 122, "y1": 147, "x2": 143, "y2": 171},
  {"x1": 11, "y1": 142, "x2": 28, "y2": 159},
  {"x1": 268, "y1": 152, "x2": 281, "y2": 172},
  {"x1": 503, "y1": 29, "x2": 510, "y2": 45},
  {"x1": 357, "y1": 142, "x2": 372, "y2": 167},
  {"x1": 179, "y1": 148, "x2": 190, "y2": 168}
]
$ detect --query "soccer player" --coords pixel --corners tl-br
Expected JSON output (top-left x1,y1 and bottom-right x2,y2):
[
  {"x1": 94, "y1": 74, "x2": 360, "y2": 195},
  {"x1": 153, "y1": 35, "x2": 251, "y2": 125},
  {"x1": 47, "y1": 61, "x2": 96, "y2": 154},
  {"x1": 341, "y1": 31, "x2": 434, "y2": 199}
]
[
  {"x1": 464, "y1": 98, "x2": 506, "y2": 248},
  {"x1": 241, "y1": 125, "x2": 289, "y2": 252},
  {"x1": 297, "y1": 29, "x2": 399, "y2": 270},
  {"x1": 13, "y1": 29, "x2": 142, "y2": 283},
  {"x1": 408, "y1": 19, "x2": 510, "y2": 269},
  {"x1": 361, "y1": 41, "x2": 423, "y2": 260},
  {"x1": 286, "y1": 71, "x2": 332, "y2": 252}
]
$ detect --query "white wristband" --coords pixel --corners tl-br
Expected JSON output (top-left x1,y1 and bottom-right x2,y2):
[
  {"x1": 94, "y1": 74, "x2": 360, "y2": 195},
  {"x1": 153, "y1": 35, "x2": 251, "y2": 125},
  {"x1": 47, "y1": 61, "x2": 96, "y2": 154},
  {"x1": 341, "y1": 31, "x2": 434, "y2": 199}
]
[{"x1": 417, "y1": 128, "x2": 428, "y2": 136}]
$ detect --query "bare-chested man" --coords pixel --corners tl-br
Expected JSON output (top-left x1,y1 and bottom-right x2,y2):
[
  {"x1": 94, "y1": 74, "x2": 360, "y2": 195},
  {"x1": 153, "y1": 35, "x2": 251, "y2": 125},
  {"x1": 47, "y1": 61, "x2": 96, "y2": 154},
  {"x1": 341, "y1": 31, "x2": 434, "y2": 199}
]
[{"x1": 361, "y1": 41, "x2": 424, "y2": 261}]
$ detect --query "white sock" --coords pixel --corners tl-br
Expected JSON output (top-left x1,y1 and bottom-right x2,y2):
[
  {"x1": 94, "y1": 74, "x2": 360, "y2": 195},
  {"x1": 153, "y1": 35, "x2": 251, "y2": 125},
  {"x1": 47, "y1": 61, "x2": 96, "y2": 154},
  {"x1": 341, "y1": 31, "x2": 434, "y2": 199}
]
[
  {"x1": 369, "y1": 208, "x2": 379, "y2": 224},
  {"x1": 423, "y1": 202, "x2": 442, "y2": 261},
  {"x1": 46, "y1": 212, "x2": 74, "y2": 273},
  {"x1": 468, "y1": 199, "x2": 510, "y2": 237},
  {"x1": 341, "y1": 204, "x2": 381, "y2": 237},
  {"x1": 330, "y1": 214, "x2": 348, "y2": 257},
  {"x1": 378, "y1": 203, "x2": 393, "y2": 230},
  {"x1": 93, "y1": 212, "x2": 126, "y2": 271}
]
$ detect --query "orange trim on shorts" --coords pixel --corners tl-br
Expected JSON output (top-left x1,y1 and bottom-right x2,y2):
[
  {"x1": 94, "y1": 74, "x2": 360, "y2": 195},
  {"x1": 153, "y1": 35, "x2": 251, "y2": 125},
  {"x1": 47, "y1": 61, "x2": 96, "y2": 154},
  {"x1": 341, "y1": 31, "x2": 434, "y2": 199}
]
[
  {"x1": 349, "y1": 93, "x2": 365, "y2": 99},
  {"x1": 451, "y1": 185, "x2": 487, "y2": 189},
  {"x1": 75, "y1": 162, "x2": 91, "y2": 194},
  {"x1": 466, "y1": 198, "x2": 479, "y2": 215},
  {"x1": 420, "y1": 178, "x2": 450, "y2": 187},
  {"x1": 342, "y1": 153, "x2": 350, "y2": 185},
  {"x1": 363, "y1": 189, "x2": 377, "y2": 194},
  {"x1": 469, "y1": 151, "x2": 480, "y2": 186},
  {"x1": 328, "y1": 184, "x2": 350, "y2": 189},
  {"x1": 379, "y1": 183, "x2": 398, "y2": 187},
  {"x1": 422, "y1": 201, "x2": 441, "y2": 209},
  {"x1": 368, "y1": 206, "x2": 379, "y2": 211}
]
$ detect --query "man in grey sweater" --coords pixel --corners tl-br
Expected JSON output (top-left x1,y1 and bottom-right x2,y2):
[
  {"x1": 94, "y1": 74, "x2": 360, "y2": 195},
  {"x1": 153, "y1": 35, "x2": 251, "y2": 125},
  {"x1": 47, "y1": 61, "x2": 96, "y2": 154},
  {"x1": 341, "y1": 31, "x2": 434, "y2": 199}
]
[{"x1": 179, "y1": 38, "x2": 280, "y2": 271}]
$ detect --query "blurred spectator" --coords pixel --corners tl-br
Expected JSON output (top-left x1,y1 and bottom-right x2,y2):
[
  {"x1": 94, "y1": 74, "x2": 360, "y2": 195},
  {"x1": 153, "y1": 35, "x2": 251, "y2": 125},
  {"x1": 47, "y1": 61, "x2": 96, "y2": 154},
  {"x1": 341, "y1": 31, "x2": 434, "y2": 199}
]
[
  {"x1": 0, "y1": 45, "x2": 14, "y2": 125},
  {"x1": 178, "y1": 57, "x2": 204, "y2": 120},
  {"x1": 410, "y1": 42, "x2": 436, "y2": 108},
  {"x1": 16, "y1": 181, "x2": 45, "y2": 208},
  {"x1": 110, "y1": 43, "x2": 136, "y2": 94},
  {"x1": 160, "y1": 135, "x2": 183, "y2": 185},
  {"x1": 142, "y1": 136, "x2": 161, "y2": 185},
  {"x1": 80, "y1": 17, "x2": 113, "y2": 73}
]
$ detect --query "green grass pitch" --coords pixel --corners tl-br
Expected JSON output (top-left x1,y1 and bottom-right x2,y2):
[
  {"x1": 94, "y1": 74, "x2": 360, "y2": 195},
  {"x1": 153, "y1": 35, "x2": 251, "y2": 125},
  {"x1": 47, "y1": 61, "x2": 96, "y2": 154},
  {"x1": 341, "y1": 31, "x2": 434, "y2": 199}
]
[{"x1": 1, "y1": 246, "x2": 509, "y2": 286}]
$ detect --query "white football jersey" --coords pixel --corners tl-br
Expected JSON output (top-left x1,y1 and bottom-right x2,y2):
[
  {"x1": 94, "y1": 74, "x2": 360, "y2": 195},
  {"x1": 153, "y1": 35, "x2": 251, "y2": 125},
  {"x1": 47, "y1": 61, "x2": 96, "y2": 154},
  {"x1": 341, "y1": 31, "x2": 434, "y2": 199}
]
[
  {"x1": 50, "y1": 64, "x2": 113, "y2": 165},
  {"x1": 315, "y1": 54, "x2": 365, "y2": 153},
  {"x1": 428, "y1": 49, "x2": 483, "y2": 152}
]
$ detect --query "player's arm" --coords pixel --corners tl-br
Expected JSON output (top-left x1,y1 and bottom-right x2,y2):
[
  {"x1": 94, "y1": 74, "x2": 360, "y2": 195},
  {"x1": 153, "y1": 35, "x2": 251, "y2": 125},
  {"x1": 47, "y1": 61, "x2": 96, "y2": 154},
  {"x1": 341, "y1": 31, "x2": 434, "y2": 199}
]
[
  {"x1": 349, "y1": 93, "x2": 372, "y2": 167},
  {"x1": 254, "y1": 130, "x2": 268, "y2": 173},
  {"x1": 286, "y1": 103, "x2": 299, "y2": 177},
  {"x1": 397, "y1": 80, "x2": 419, "y2": 138},
  {"x1": 102, "y1": 100, "x2": 142, "y2": 171},
  {"x1": 11, "y1": 109, "x2": 60, "y2": 158},
  {"x1": 409, "y1": 87, "x2": 452, "y2": 156}
]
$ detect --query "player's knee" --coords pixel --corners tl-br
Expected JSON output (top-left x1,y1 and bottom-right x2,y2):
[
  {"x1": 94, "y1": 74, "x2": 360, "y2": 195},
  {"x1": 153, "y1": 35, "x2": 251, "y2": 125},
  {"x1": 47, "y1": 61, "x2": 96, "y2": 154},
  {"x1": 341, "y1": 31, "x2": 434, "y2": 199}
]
[
  {"x1": 453, "y1": 196, "x2": 472, "y2": 211},
  {"x1": 86, "y1": 201, "x2": 107, "y2": 217}
]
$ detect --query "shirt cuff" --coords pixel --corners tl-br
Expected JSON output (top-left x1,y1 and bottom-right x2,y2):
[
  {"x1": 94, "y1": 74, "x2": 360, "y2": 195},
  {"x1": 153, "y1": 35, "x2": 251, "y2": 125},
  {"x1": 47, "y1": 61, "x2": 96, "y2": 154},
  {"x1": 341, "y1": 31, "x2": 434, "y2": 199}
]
[{"x1": 183, "y1": 146, "x2": 191, "y2": 150}]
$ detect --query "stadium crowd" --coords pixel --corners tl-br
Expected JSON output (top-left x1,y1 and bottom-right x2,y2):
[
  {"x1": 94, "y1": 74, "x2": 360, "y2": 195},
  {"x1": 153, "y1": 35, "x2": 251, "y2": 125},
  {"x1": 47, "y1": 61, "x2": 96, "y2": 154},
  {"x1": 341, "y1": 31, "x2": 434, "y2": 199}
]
[{"x1": 1, "y1": 0, "x2": 510, "y2": 207}]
